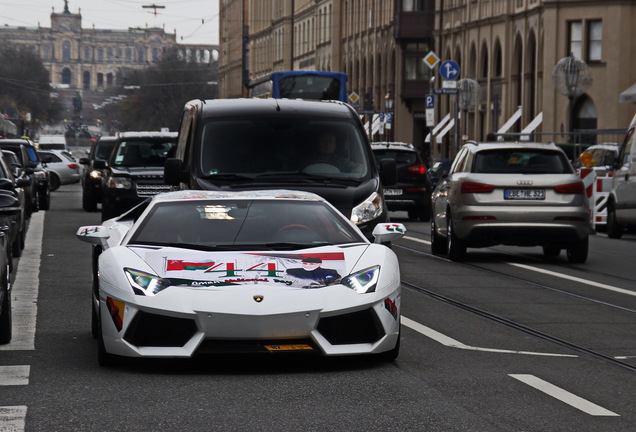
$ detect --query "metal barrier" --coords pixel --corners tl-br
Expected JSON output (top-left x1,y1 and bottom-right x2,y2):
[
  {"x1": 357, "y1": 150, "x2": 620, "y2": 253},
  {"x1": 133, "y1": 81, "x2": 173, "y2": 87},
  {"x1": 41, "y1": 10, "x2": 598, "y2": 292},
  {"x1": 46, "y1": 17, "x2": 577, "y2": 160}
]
[{"x1": 579, "y1": 168, "x2": 613, "y2": 229}]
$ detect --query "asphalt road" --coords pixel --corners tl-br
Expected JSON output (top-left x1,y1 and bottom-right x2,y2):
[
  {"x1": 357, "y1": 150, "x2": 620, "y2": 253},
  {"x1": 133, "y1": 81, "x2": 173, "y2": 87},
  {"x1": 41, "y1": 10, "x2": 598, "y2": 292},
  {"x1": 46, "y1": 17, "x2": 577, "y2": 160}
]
[{"x1": 2, "y1": 184, "x2": 636, "y2": 431}]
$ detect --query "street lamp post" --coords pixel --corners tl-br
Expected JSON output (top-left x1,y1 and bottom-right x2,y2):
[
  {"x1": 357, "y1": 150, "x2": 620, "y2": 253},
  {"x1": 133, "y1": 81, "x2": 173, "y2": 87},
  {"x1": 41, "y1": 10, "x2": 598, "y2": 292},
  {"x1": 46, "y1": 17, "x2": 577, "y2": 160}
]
[{"x1": 552, "y1": 54, "x2": 592, "y2": 141}]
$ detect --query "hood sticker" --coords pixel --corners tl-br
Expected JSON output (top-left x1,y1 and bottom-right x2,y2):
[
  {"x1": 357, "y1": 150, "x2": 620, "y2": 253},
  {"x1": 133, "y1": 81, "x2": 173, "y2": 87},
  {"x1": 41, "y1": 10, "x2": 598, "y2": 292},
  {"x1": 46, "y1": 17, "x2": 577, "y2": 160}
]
[{"x1": 151, "y1": 252, "x2": 346, "y2": 289}]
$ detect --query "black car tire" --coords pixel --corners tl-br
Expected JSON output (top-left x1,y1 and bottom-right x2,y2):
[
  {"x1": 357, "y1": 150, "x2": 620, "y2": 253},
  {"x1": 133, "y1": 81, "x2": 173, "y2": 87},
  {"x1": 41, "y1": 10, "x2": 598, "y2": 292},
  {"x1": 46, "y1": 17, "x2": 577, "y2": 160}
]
[
  {"x1": 446, "y1": 216, "x2": 467, "y2": 261},
  {"x1": 49, "y1": 173, "x2": 60, "y2": 191},
  {"x1": 82, "y1": 191, "x2": 98, "y2": 212},
  {"x1": 430, "y1": 219, "x2": 447, "y2": 255},
  {"x1": 377, "y1": 328, "x2": 400, "y2": 362},
  {"x1": 11, "y1": 234, "x2": 21, "y2": 258},
  {"x1": 0, "y1": 269, "x2": 12, "y2": 344},
  {"x1": 606, "y1": 203, "x2": 623, "y2": 239},
  {"x1": 97, "y1": 306, "x2": 118, "y2": 367},
  {"x1": 567, "y1": 237, "x2": 589, "y2": 264},
  {"x1": 542, "y1": 246, "x2": 561, "y2": 258},
  {"x1": 38, "y1": 189, "x2": 50, "y2": 211}
]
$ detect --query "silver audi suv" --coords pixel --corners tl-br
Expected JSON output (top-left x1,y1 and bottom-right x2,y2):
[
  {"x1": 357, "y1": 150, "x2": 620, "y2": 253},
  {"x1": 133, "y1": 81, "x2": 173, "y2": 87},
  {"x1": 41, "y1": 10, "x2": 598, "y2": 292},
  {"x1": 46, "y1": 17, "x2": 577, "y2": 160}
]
[{"x1": 431, "y1": 141, "x2": 592, "y2": 263}]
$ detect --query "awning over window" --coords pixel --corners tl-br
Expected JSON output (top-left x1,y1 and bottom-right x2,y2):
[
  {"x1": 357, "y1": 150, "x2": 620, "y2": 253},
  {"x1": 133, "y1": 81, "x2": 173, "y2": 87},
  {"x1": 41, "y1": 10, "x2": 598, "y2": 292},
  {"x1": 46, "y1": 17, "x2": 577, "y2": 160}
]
[{"x1": 619, "y1": 83, "x2": 636, "y2": 104}]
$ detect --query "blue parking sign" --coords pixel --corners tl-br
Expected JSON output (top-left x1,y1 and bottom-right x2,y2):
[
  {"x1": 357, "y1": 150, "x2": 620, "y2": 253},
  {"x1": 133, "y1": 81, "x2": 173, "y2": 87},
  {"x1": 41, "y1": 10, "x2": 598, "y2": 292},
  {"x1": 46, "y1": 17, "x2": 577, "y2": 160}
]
[{"x1": 426, "y1": 94, "x2": 435, "y2": 109}]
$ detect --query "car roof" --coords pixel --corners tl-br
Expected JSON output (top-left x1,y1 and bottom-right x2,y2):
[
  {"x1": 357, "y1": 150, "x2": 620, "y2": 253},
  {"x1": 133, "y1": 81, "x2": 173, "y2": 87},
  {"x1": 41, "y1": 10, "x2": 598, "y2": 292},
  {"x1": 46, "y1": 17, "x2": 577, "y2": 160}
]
[
  {"x1": 152, "y1": 189, "x2": 328, "y2": 204},
  {"x1": 191, "y1": 98, "x2": 356, "y2": 119},
  {"x1": 117, "y1": 131, "x2": 177, "y2": 139},
  {"x1": 464, "y1": 141, "x2": 561, "y2": 152},
  {"x1": 0, "y1": 138, "x2": 34, "y2": 146},
  {"x1": 583, "y1": 143, "x2": 620, "y2": 152},
  {"x1": 370, "y1": 142, "x2": 416, "y2": 151}
]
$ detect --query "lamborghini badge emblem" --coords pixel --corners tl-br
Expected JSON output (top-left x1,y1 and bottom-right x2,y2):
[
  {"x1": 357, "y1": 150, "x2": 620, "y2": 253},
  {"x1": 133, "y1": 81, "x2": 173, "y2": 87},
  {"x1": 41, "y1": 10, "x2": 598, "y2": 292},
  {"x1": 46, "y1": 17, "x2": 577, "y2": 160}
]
[{"x1": 253, "y1": 295, "x2": 264, "y2": 303}]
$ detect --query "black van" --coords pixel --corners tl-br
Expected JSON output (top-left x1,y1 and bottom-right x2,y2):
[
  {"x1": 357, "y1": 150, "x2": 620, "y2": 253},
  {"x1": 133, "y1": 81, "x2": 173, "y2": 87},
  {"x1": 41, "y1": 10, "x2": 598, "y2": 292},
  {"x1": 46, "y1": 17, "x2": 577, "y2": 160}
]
[{"x1": 165, "y1": 98, "x2": 396, "y2": 238}]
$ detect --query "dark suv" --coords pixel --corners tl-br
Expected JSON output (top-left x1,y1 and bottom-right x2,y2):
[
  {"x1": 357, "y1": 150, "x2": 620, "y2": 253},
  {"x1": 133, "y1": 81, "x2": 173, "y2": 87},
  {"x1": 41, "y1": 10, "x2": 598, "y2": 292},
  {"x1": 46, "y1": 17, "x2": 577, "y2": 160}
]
[
  {"x1": 0, "y1": 138, "x2": 51, "y2": 214},
  {"x1": 164, "y1": 98, "x2": 397, "y2": 239},
  {"x1": 94, "y1": 131, "x2": 177, "y2": 220},
  {"x1": 371, "y1": 142, "x2": 431, "y2": 221},
  {"x1": 79, "y1": 135, "x2": 117, "y2": 211}
]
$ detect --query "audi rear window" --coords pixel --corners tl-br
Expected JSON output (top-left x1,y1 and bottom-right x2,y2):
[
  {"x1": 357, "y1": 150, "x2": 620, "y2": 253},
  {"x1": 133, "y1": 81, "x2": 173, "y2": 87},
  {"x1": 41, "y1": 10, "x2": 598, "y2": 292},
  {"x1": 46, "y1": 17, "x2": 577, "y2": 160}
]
[{"x1": 473, "y1": 149, "x2": 572, "y2": 174}]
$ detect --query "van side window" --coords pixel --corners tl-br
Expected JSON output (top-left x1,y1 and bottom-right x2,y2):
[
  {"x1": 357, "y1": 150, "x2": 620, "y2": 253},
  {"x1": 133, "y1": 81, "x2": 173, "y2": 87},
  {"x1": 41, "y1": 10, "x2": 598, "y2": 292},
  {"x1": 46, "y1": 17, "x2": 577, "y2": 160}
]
[{"x1": 622, "y1": 127, "x2": 635, "y2": 167}]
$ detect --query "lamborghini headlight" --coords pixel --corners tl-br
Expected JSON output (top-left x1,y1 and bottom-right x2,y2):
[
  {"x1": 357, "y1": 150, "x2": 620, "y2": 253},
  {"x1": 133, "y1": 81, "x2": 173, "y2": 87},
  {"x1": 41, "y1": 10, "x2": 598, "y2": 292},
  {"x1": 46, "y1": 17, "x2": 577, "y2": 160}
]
[
  {"x1": 351, "y1": 192, "x2": 383, "y2": 225},
  {"x1": 124, "y1": 268, "x2": 171, "y2": 296},
  {"x1": 341, "y1": 265, "x2": 380, "y2": 294}
]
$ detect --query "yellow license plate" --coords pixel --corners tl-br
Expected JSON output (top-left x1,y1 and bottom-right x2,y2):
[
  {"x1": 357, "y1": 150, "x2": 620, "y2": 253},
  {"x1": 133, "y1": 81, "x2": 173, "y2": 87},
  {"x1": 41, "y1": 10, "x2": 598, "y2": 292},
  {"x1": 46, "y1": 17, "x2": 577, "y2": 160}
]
[{"x1": 264, "y1": 344, "x2": 314, "y2": 351}]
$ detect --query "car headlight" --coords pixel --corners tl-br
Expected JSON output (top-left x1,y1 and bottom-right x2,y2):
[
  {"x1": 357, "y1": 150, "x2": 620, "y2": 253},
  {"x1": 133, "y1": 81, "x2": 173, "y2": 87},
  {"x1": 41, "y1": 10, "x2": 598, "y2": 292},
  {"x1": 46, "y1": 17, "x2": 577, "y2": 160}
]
[
  {"x1": 107, "y1": 177, "x2": 132, "y2": 189},
  {"x1": 124, "y1": 268, "x2": 171, "y2": 296},
  {"x1": 89, "y1": 170, "x2": 102, "y2": 179},
  {"x1": 350, "y1": 192, "x2": 384, "y2": 225},
  {"x1": 341, "y1": 265, "x2": 380, "y2": 293}
]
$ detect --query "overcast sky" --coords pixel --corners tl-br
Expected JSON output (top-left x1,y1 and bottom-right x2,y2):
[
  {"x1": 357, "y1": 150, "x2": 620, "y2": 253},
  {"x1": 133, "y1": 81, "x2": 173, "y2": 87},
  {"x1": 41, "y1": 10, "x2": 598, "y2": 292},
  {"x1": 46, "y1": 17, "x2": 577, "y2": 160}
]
[{"x1": 0, "y1": 0, "x2": 219, "y2": 45}]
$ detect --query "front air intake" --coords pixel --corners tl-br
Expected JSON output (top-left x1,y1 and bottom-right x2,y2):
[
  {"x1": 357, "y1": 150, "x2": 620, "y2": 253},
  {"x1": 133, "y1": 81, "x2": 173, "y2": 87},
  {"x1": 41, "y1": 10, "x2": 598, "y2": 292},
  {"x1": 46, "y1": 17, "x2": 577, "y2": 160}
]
[
  {"x1": 124, "y1": 311, "x2": 197, "y2": 347},
  {"x1": 317, "y1": 308, "x2": 384, "y2": 345}
]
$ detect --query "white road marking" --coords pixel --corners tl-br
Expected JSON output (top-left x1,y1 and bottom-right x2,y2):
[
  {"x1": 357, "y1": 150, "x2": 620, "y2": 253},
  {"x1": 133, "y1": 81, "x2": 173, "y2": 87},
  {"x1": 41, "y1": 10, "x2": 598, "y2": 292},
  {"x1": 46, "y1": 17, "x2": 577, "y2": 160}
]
[
  {"x1": 0, "y1": 366, "x2": 29, "y2": 386},
  {"x1": 0, "y1": 406, "x2": 27, "y2": 431},
  {"x1": 402, "y1": 316, "x2": 577, "y2": 357},
  {"x1": 0, "y1": 210, "x2": 44, "y2": 351},
  {"x1": 507, "y1": 262, "x2": 636, "y2": 297},
  {"x1": 509, "y1": 374, "x2": 620, "y2": 416},
  {"x1": 404, "y1": 235, "x2": 430, "y2": 245}
]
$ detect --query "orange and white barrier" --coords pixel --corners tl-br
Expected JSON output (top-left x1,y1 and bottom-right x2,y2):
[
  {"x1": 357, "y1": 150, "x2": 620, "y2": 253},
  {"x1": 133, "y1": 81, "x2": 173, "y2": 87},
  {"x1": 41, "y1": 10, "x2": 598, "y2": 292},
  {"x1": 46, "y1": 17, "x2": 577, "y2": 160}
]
[{"x1": 579, "y1": 168, "x2": 612, "y2": 229}]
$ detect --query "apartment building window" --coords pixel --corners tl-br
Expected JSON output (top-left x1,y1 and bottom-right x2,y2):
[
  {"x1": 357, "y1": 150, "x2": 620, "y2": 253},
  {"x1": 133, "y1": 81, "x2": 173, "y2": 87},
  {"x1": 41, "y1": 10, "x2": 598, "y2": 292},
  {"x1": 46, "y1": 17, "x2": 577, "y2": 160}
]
[
  {"x1": 83, "y1": 47, "x2": 90, "y2": 61},
  {"x1": 97, "y1": 48, "x2": 103, "y2": 62},
  {"x1": 568, "y1": 20, "x2": 602, "y2": 62},
  {"x1": 588, "y1": 20, "x2": 602, "y2": 62},
  {"x1": 403, "y1": 0, "x2": 425, "y2": 11},
  {"x1": 405, "y1": 42, "x2": 430, "y2": 80},
  {"x1": 568, "y1": 21, "x2": 582, "y2": 59}
]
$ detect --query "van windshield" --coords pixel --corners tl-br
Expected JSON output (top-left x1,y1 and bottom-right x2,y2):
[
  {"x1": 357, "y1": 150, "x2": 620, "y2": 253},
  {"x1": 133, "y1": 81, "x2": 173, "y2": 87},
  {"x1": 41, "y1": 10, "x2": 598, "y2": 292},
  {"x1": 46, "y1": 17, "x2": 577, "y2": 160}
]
[{"x1": 199, "y1": 118, "x2": 370, "y2": 180}]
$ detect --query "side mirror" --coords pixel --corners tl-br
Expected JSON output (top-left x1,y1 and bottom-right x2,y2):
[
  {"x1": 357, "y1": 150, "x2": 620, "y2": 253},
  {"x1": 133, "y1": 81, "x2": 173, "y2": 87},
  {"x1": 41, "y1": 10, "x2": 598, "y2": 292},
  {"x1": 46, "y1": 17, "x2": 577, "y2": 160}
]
[
  {"x1": 92, "y1": 159, "x2": 106, "y2": 169},
  {"x1": 76, "y1": 225, "x2": 110, "y2": 245},
  {"x1": 372, "y1": 223, "x2": 406, "y2": 244},
  {"x1": 379, "y1": 158, "x2": 397, "y2": 186},
  {"x1": 164, "y1": 158, "x2": 184, "y2": 186},
  {"x1": 25, "y1": 167, "x2": 35, "y2": 175},
  {"x1": 0, "y1": 191, "x2": 20, "y2": 216},
  {"x1": 0, "y1": 178, "x2": 14, "y2": 191},
  {"x1": 79, "y1": 157, "x2": 89, "y2": 165},
  {"x1": 16, "y1": 177, "x2": 31, "y2": 188}
]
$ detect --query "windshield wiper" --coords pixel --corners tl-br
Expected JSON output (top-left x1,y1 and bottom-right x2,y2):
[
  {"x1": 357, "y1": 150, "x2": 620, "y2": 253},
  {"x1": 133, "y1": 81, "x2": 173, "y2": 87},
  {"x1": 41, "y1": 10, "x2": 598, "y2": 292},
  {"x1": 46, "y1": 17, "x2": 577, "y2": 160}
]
[
  {"x1": 129, "y1": 241, "x2": 230, "y2": 251},
  {"x1": 201, "y1": 173, "x2": 255, "y2": 181}
]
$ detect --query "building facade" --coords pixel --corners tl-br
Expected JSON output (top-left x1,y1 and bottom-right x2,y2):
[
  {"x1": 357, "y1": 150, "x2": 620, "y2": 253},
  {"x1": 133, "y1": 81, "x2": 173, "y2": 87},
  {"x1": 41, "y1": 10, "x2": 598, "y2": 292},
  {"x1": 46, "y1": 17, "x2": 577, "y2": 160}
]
[
  {"x1": 0, "y1": 1, "x2": 217, "y2": 124},
  {"x1": 217, "y1": 0, "x2": 636, "y2": 163}
]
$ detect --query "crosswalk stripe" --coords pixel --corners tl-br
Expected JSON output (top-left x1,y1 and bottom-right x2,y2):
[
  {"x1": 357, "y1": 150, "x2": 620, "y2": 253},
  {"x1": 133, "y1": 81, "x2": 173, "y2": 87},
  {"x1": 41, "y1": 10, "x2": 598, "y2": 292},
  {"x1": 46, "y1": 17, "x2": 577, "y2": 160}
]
[
  {"x1": 0, "y1": 406, "x2": 27, "y2": 431},
  {"x1": 0, "y1": 365, "x2": 29, "y2": 386}
]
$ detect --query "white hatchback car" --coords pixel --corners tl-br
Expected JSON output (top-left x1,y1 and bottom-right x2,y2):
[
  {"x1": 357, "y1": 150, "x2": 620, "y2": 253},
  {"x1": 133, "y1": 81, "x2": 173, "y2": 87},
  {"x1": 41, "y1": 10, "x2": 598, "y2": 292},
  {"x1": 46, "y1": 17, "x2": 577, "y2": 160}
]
[
  {"x1": 431, "y1": 142, "x2": 591, "y2": 263},
  {"x1": 38, "y1": 149, "x2": 80, "y2": 191}
]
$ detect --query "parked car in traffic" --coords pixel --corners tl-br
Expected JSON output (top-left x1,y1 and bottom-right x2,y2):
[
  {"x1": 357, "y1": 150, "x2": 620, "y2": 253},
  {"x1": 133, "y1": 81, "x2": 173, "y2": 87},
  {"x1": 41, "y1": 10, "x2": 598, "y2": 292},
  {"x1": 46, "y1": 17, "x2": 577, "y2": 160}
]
[
  {"x1": 0, "y1": 139, "x2": 48, "y2": 214},
  {"x1": 164, "y1": 98, "x2": 397, "y2": 240},
  {"x1": 431, "y1": 141, "x2": 591, "y2": 263},
  {"x1": 0, "y1": 155, "x2": 29, "y2": 269},
  {"x1": 93, "y1": 131, "x2": 177, "y2": 220},
  {"x1": 37, "y1": 134, "x2": 68, "y2": 151},
  {"x1": 577, "y1": 143, "x2": 620, "y2": 177},
  {"x1": 607, "y1": 114, "x2": 636, "y2": 238},
  {"x1": 0, "y1": 186, "x2": 23, "y2": 344},
  {"x1": 77, "y1": 189, "x2": 405, "y2": 366},
  {"x1": 38, "y1": 149, "x2": 81, "y2": 191},
  {"x1": 371, "y1": 141, "x2": 430, "y2": 221},
  {"x1": 79, "y1": 135, "x2": 117, "y2": 212},
  {"x1": 427, "y1": 158, "x2": 453, "y2": 190}
]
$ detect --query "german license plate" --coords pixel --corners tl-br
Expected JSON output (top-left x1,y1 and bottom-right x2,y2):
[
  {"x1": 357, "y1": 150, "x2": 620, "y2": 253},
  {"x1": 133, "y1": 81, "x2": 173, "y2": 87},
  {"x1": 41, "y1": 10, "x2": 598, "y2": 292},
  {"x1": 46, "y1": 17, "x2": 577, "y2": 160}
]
[
  {"x1": 384, "y1": 188, "x2": 403, "y2": 196},
  {"x1": 264, "y1": 344, "x2": 314, "y2": 351},
  {"x1": 504, "y1": 189, "x2": 545, "y2": 200}
]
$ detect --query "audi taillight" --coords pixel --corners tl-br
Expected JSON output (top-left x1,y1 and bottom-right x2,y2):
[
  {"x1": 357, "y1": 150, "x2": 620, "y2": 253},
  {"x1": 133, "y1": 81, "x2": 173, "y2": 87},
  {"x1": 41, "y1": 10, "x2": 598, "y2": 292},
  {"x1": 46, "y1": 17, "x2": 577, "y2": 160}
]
[
  {"x1": 407, "y1": 164, "x2": 426, "y2": 175},
  {"x1": 68, "y1": 163, "x2": 79, "y2": 169},
  {"x1": 461, "y1": 181, "x2": 495, "y2": 193},
  {"x1": 554, "y1": 182, "x2": 584, "y2": 194}
]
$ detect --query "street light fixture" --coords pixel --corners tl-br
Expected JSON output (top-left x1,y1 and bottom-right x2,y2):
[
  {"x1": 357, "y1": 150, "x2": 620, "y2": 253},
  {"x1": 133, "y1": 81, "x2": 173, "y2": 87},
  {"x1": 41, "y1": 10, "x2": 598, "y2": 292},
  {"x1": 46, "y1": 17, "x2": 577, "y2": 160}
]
[{"x1": 552, "y1": 54, "x2": 592, "y2": 139}]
